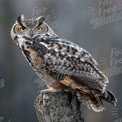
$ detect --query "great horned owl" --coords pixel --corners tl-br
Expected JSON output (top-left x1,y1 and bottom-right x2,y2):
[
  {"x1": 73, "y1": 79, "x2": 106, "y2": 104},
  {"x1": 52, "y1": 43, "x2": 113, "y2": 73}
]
[{"x1": 10, "y1": 15, "x2": 117, "y2": 112}]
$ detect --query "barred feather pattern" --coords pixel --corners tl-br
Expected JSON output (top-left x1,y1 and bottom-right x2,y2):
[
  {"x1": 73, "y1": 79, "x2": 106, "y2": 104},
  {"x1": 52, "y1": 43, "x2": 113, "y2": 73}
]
[
  {"x1": 10, "y1": 16, "x2": 117, "y2": 111},
  {"x1": 17, "y1": 34, "x2": 117, "y2": 112}
]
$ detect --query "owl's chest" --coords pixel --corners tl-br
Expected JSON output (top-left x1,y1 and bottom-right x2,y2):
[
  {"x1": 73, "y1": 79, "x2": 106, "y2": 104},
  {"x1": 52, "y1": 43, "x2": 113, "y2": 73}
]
[
  {"x1": 21, "y1": 43, "x2": 54, "y2": 81},
  {"x1": 21, "y1": 40, "x2": 50, "y2": 67},
  {"x1": 21, "y1": 43, "x2": 44, "y2": 69}
]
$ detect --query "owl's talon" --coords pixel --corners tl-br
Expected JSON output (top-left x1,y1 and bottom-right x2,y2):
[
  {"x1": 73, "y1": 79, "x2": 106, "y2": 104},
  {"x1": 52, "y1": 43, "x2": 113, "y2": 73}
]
[
  {"x1": 41, "y1": 89, "x2": 50, "y2": 94},
  {"x1": 41, "y1": 88, "x2": 61, "y2": 95}
]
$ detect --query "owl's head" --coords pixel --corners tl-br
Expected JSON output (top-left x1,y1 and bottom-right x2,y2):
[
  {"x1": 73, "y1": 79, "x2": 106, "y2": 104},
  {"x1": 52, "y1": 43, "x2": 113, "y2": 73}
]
[{"x1": 11, "y1": 15, "x2": 57, "y2": 47}]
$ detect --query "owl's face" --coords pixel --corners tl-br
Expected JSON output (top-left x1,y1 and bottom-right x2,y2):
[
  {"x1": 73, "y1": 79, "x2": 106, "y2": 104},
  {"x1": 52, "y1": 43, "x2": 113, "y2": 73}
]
[{"x1": 11, "y1": 15, "x2": 56, "y2": 48}]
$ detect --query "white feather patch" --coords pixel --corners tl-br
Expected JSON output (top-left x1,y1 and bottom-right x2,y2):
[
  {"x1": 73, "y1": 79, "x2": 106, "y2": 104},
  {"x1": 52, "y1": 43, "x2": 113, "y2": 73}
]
[{"x1": 18, "y1": 38, "x2": 26, "y2": 48}]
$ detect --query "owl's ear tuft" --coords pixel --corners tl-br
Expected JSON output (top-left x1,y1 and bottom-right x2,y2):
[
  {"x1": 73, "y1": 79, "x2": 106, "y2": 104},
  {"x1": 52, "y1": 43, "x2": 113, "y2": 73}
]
[
  {"x1": 36, "y1": 16, "x2": 45, "y2": 26},
  {"x1": 17, "y1": 15, "x2": 25, "y2": 27},
  {"x1": 17, "y1": 15, "x2": 25, "y2": 23}
]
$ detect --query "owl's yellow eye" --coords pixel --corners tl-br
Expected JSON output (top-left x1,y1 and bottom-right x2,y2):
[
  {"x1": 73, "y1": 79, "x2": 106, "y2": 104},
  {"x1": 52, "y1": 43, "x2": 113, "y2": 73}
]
[
  {"x1": 36, "y1": 27, "x2": 42, "y2": 31},
  {"x1": 20, "y1": 27, "x2": 26, "y2": 32}
]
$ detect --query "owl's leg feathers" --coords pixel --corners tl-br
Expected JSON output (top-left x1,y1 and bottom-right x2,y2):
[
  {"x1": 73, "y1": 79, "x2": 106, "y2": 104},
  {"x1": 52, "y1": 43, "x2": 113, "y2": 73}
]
[
  {"x1": 75, "y1": 90, "x2": 105, "y2": 112},
  {"x1": 75, "y1": 89, "x2": 117, "y2": 112},
  {"x1": 59, "y1": 76, "x2": 117, "y2": 112},
  {"x1": 59, "y1": 76, "x2": 108, "y2": 112},
  {"x1": 59, "y1": 76, "x2": 104, "y2": 111}
]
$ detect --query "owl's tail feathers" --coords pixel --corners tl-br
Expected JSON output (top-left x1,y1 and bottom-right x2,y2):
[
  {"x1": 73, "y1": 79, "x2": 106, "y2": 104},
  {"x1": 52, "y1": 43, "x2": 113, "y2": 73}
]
[
  {"x1": 102, "y1": 89, "x2": 117, "y2": 106},
  {"x1": 75, "y1": 89, "x2": 117, "y2": 112}
]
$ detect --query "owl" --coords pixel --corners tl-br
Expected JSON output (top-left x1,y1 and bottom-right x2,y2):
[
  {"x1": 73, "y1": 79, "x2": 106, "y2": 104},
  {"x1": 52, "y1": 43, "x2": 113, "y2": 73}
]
[{"x1": 10, "y1": 15, "x2": 117, "y2": 112}]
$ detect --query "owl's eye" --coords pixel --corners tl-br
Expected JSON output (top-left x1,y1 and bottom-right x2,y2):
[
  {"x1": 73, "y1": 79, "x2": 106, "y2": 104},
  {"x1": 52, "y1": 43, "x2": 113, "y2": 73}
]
[
  {"x1": 20, "y1": 26, "x2": 26, "y2": 32},
  {"x1": 35, "y1": 24, "x2": 48, "y2": 34},
  {"x1": 36, "y1": 26, "x2": 42, "y2": 31}
]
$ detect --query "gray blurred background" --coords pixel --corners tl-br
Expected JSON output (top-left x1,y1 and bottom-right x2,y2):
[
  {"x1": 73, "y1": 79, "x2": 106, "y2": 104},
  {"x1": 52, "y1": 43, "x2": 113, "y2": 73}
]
[{"x1": 0, "y1": 0, "x2": 122, "y2": 122}]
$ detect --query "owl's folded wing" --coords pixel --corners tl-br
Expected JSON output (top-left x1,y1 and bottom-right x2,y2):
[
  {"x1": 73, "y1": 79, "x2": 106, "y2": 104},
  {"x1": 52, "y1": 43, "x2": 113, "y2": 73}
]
[{"x1": 32, "y1": 38, "x2": 109, "y2": 92}]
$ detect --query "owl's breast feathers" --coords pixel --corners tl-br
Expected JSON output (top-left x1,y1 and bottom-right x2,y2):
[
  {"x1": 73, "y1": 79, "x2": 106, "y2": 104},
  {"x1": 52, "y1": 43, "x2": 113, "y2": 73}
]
[{"x1": 21, "y1": 36, "x2": 117, "y2": 111}]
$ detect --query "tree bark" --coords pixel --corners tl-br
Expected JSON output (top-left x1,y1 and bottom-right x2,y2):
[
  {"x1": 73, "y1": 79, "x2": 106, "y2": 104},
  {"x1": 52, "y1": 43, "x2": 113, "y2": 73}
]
[{"x1": 34, "y1": 91, "x2": 84, "y2": 122}]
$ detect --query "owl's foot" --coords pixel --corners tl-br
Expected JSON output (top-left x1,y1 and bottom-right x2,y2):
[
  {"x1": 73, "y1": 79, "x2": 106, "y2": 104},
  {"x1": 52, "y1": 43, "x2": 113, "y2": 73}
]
[{"x1": 41, "y1": 87, "x2": 62, "y2": 94}]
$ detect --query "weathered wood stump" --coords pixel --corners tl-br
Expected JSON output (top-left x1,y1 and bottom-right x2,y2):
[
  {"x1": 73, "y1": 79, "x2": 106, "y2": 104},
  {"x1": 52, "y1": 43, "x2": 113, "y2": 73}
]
[{"x1": 34, "y1": 91, "x2": 84, "y2": 122}]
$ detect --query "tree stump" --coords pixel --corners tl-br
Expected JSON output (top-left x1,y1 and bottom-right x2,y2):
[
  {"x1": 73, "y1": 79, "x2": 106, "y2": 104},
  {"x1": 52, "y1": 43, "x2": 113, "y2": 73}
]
[{"x1": 34, "y1": 91, "x2": 84, "y2": 122}]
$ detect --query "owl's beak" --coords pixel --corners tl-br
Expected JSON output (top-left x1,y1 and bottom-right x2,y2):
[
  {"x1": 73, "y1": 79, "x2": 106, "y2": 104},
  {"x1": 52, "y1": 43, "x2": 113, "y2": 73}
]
[{"x1": 29, "y1": 30, "x2": 34, "y2": 37}]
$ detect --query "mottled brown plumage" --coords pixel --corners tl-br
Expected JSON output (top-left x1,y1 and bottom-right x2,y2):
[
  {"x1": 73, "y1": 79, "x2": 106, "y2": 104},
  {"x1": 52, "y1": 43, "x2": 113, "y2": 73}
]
[{"x1": 10, "y1": 15, "x2": 117, "y2": 112}]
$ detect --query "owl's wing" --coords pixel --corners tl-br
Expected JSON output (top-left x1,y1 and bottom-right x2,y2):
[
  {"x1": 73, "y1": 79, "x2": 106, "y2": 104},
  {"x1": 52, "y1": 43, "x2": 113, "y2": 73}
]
[{"x1": 33, "y1": 37, "x2": 108, "y2": 92}]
